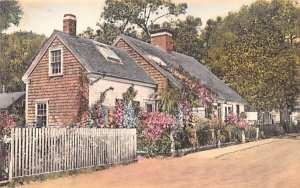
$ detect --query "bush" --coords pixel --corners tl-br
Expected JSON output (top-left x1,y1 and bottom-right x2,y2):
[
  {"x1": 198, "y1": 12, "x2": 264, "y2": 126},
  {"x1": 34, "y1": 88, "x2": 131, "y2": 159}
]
[
  {"x1": 137, "y1": 111, "x2": 175, "y2": 157},
  {"x1": 258, "y1": 124, "x2": 284, "y2": 138},
  {"x1": 173, "y1": 128, "x2": 192, "y2": 150},
  {"x1": 244, "y1": 126, "x2": 257, "y2": 141},
  {"x1": 137, "y1": 127, "x2": 172, "y2": 157},
  {"x1": 289, "y1": 122, "x2": 300, "y2": 133}
]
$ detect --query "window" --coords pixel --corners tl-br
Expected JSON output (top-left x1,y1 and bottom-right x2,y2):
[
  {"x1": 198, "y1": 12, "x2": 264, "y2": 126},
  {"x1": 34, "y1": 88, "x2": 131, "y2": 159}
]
[
  {"x1": 97, "y1": 46, "x2": 122, "y2": 64},
  {"x1": 36, "y1": 102, "x2": 48, "y2": 127},
  {"x1": 146, "y1": 103, "x2": 154, "y2": 112},
  {"x1": 236, "y1": 105, "x2": 240, "y2": 115},
  {"x1": 225, "y1": 107, "x2": 228, "y2": 118},
  {"x1": 217, "y1": 103, "x2": 222, "y2": 118},
  {"x1": 49, "y1": 49, "x2": 63, "y2": 76},
  {"x1": 146, "y1": 55, "x2": 167, "y2": 67}
]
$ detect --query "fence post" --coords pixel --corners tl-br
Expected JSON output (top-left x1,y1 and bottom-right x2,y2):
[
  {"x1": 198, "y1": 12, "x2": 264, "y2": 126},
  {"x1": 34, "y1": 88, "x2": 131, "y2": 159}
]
[
  {"x1": 241, "y1": 130, "x2": 245, "y2": 143},
  {"x1": 217, "y1": 129, "x2": 221, "y2": 148},
  {"x1": 170, "y1": 130, "x2": 176, "y2": 157},
  {"x1": 8, "y1": 128, "x2": 13, "y2": 181},
  {"x1": 256, "y1": 127, "x2": 259, "y2": 141}
]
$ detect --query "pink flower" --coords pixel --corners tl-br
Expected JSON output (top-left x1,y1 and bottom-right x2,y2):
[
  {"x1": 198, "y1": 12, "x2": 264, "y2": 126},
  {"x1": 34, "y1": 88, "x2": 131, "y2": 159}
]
[{"x1": 139, "y1": 111, "x2": 175, "y2": 140}]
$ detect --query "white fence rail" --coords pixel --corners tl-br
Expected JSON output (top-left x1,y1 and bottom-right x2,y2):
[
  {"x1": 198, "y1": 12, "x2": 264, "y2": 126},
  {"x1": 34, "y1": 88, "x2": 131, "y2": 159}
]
[{"x1": 10, "y1": 127, "x2": 137, "y2": 179}]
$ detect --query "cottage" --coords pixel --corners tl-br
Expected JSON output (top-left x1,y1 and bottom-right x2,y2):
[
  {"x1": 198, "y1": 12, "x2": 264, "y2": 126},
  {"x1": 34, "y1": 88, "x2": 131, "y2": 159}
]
[
  {"x1": 22, "y1": 14, "x2": 247, "y2": 126},
  {"x1": 0, "y1": 91, "x2": 25, "y2": 114},
  {"x1": 22, "y1": 14, "x2": 156, "y2": 126},
  {"x1": 113, "y1": 28, "x2": 247, "y2": 120}
]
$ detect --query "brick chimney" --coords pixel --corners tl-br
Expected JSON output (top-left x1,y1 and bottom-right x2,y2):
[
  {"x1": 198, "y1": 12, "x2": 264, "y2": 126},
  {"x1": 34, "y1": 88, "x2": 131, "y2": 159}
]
[
  {"x1": 63, "y1": 14, "x2": 76, "y2": 36},
  {"x1": 150, "y1": 28, "x2": 173, "y2": 53}
]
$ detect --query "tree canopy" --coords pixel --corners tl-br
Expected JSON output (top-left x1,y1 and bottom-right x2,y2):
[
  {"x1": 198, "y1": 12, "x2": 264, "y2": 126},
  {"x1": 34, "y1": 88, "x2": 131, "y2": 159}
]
[
  {"x1": 202, "y1": 0, "x2": 300, "y2": 111},
  {"x1": 0, "y1": 0, "x2": 23, "y2": 33},
  {"x1": 101, "y1": 0, "x2": 187, "y2": 36},
  {"x1": 172, "y1": 16, "x2": 205, "y2": 62},
  {"x1": 0, "y1": 32, "x2": 45, "y2": 92}
]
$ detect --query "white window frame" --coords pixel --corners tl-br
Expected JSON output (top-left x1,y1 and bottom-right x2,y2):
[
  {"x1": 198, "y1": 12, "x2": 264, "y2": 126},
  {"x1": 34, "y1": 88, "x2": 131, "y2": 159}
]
[
  {"x1": 145, "y1": 101, "x2": 155, "y2": 112},
  {"x1": 35, "y1": 100, "x2": 49, "y2": 126},
  {"x1": 49, "y1": 47, "x2": 63, "y2": 76},
  {"x1": 97, "y1": 46, "x2": 122, "y2": 64}
]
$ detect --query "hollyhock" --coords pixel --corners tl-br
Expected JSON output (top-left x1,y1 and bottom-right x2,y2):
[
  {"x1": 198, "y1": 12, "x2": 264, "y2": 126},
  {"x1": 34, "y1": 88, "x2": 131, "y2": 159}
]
[{"x1": 139, "y1": 111, "x2": 175, "y2": 140}]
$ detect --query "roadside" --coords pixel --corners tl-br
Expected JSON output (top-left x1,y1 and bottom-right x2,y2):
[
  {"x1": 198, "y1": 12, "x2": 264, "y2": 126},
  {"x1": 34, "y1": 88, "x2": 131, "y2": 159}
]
[{"x1": 17, "y1": 135, "x2": 300, "y2": 188}]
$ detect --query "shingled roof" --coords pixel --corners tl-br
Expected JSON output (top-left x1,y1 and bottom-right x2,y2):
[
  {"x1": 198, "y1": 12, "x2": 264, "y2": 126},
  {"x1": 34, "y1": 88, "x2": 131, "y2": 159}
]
[
  {"x1": 23, "y1": 30, "x2": 156, "y2": 86},
  {"x1": 0, "y1": 92, "x2": 25, "y2": 110},
  {"x1": 117, "y1": 34, "x2": 247, "y2": 104}
]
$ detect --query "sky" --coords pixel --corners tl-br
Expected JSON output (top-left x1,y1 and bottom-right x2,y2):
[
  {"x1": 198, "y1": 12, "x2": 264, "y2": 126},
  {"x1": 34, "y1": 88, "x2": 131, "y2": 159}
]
[{"x1": 6, "y1": 0, "x2": 264, "y2": 37}]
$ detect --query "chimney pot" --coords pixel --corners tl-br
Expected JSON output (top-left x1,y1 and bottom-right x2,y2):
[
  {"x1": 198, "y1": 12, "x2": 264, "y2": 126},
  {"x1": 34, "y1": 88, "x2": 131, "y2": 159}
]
[
  {"x1": 63, "y1": 14, "x2": 76, "y2": 36},
  {"x1": 150, "y1": 28, "x2": 173, "y2": 53}
]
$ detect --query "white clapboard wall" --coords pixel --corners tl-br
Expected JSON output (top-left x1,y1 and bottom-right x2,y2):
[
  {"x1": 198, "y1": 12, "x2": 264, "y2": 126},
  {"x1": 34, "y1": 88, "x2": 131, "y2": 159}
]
[{"x1": 9, "y1": 127, "x2": 137, "y2": 178}]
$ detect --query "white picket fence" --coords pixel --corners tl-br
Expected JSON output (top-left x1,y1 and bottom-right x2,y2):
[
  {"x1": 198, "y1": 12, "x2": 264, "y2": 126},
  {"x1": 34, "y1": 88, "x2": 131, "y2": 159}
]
[{"x1": 9, "y1": 127, "x2": 137, "y2": 179}]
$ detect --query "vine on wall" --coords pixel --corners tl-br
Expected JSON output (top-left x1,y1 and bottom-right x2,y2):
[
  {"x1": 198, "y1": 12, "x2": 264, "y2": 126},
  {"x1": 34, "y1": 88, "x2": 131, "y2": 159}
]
[
  {"x1": 74, "y1": 70, "x2": 89, "y2": 126},
  {"x1": 91, "y1": 87, "x2": 113, "y2": 127}
]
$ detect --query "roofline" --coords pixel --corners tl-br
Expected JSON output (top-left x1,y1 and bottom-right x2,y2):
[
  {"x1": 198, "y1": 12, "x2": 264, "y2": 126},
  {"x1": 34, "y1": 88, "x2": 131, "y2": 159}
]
[
  {"x1": 113, "y1": 35, "x2": 182, "y2": 89},
  {"x1": 22, "y1": 30, "x2": 90, "y2": 82},
  {"x1": 114, "y1": 35, "x2": 248, "y2": 104},
  {"x1": 0, "y1": 92, "x2": 26, "y2": 110},
  {"x1": 88, "y1": 72, "x2": 157, "y2": 88}
]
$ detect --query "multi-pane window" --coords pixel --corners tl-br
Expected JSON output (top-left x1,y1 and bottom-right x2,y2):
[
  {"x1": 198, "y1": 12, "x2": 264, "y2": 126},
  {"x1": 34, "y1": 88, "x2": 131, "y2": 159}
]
[
  {"x1": 217, "y1": 103, "x2": 222, "y2": 118},
  {"x1": 50, "y1": 50, "x2": 62, "y2": 75},
  {"x1": 97, "y1": 46, "x2": 122, "y2": 64},
  {"x1": 36, "y1": 103, "x2": 47, "y2": 126},
  {"x1": 146, "y1": 103, "x2": 154, "y2": 112},
  {"x1": 236, "y1": 105, "x2": 240, "y2": 115}
]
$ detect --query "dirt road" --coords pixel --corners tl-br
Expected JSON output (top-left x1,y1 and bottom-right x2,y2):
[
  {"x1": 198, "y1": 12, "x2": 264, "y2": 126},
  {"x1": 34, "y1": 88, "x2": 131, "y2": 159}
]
[{"x1": 18, "y1": 135, "x2": 300, "y2": 188}]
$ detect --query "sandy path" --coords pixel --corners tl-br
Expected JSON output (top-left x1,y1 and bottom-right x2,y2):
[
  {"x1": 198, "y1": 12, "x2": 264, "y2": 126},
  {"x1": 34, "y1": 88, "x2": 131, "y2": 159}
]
[{"x1": 18, "y1": 136, "x2": 300, "y2": 188}]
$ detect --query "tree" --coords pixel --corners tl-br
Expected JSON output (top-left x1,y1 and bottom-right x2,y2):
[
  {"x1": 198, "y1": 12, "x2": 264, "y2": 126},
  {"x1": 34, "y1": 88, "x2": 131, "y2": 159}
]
[
  {"x1": 172, "y1": 16, "x2": 205, "y2": 62},
  {"x1": 101, "y1": 0, "x2": 187, "y2": 36},
  {"x1": 0, "y1": 32, "x2": 45, "y2": 92},
  {"x1": 0, "y1": 0, "x2": 23, "y2": 33},
  {"x1": 202, "y1": 0, "x2": 300, "y2": 112}
]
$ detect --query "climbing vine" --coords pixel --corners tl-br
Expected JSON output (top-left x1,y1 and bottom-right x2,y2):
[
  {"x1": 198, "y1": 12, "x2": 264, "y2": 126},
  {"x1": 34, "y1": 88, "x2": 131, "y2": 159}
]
[
  {"x1": 172, "y1": 67, "x2": 213, "y2": 106},
  {"x1": 74, "y1": 69, "x2": 89, "y2": 125},
  {"x1": 91, "y1": 87, "x2": 114, "y2": 127}
]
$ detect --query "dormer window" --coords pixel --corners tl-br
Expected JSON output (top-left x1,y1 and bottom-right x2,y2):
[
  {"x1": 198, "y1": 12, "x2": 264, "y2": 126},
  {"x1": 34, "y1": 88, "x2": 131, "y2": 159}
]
[
  {"x1": 97, "y1": 46, "x2": 122, "y2": 64},
  {"x1": 49, "y1": 48, "x2": 63, "y2": 76},
  {"x1": 147, "y1": 55, "x2": 167, "y2": 67}
]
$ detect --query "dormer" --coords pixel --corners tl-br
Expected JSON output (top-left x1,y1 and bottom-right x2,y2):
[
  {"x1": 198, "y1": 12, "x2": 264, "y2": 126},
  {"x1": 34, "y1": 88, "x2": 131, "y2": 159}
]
[{"x1": 97, "y1": 45, "x2": 122, "y2": 64}]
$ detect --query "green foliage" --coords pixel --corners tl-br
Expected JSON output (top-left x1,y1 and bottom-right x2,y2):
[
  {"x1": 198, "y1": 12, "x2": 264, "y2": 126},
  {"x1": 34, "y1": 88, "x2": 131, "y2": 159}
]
[
  {"x1": 160, "y1": 82, "x2": 180, "y2": 116},
  {"x1": 122, "y1": 85, "x2": 137, "y2": 102},
  {"x1": 0, "y1": 0, "x2": 22, "y2": 32},
  {"x1": 203, "y1": 0, "x2": 300, "y2": 111},
  {"x1": 137, "y1": 125, "x2": 172, "y2": 157},
  {"x1": 74, "y1": 70, "x2": 89, "y2": 125},
  {"x1": 172, "y1": 16, "x2": 205, "y2": 62},
  {"x1": 0, "y1": 31, "x2": 45, "y2": 92},
  {"x1": 101, "y1": 0, "x2": 187, "y2": 36},
  {"x1": 257, "y1": 124, "x2": 285, "y2": 138}
]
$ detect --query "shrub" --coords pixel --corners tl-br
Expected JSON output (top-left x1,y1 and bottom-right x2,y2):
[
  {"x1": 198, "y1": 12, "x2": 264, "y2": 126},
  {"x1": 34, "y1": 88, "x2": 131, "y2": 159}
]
[
  {"x1": 244, "y1": 126, "x2": 257, "y2": 141},
  {"x1": 173, "y1": 128, "x2": 192, "y2": 150},
  {"x1": 137, "y1": 111, "x2": 175, "y2": 157},
  {"x1": 258, "y1": 124, "x2": 284, "y2": 138}
]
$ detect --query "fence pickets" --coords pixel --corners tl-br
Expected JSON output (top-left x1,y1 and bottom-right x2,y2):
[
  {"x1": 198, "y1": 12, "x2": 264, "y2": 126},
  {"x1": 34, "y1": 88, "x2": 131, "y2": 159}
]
[{"x1": 9, "y1": 127, "x2": 137, "y2": 179}]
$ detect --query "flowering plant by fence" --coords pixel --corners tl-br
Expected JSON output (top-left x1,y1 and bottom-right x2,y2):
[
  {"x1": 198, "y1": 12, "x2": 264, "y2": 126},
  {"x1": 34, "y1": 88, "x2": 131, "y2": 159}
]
[
  {"x1": 137, "y1": 111, "x2": 175, "y2": 157},
  {"x1": 0, "y1": 113, "x2": 16, "y2": 181}
]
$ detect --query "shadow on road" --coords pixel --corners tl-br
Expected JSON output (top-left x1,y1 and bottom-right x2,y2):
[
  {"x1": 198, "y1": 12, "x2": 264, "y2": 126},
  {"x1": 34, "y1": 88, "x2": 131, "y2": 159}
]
[{"x1": 276, "y1": 133, "x2": 300, "y2": 140}]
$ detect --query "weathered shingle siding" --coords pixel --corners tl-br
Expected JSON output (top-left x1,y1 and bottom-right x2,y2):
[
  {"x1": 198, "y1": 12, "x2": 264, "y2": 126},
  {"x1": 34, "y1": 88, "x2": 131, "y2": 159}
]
[
  {"x1": 115, "y1": 39, "x2": 167, "y2": 97},
  {"x1": 27, "y1": 37, "x2": 86, "y2": 126}
]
